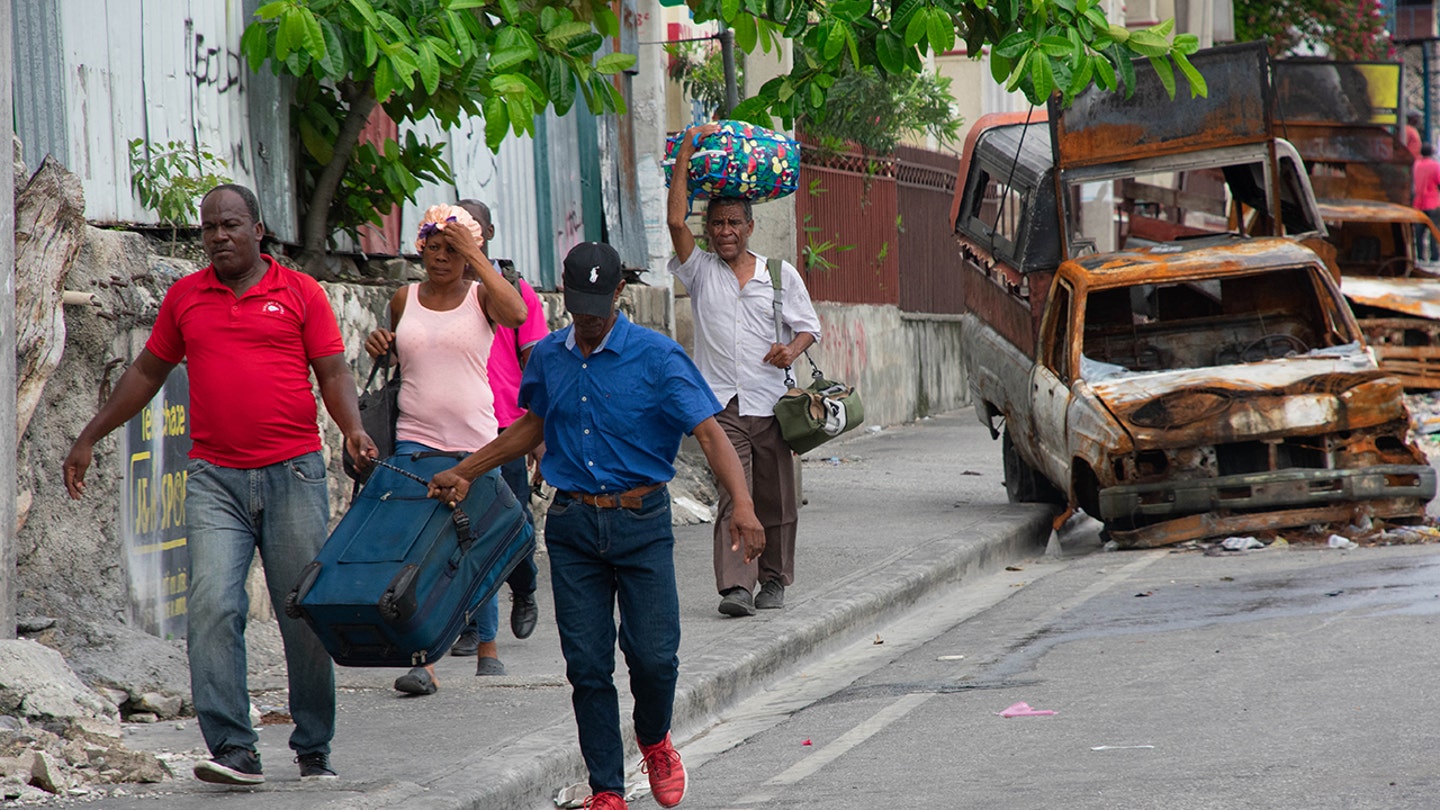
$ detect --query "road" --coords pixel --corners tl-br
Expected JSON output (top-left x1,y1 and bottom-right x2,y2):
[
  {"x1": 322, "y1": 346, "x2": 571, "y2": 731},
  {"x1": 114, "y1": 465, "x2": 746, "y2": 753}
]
[{"x1": 665, "y1": 521, "x2": 1440, "y2": 810}]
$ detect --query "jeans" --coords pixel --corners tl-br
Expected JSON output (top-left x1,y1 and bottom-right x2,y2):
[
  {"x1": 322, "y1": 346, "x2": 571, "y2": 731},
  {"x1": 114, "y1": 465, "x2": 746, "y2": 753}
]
[
  {"x1": 545, "y1": 487, "x2": 679, "y2": 795},
  {"x1": 500, "y1": 451, "x2": 538, "y2": 596},
  {"x1": 394, "y1": 440, "x2": 499, "y2": 643},
  {"x1": 183, "y1": 452, "x2": 335, "y2": 757}
]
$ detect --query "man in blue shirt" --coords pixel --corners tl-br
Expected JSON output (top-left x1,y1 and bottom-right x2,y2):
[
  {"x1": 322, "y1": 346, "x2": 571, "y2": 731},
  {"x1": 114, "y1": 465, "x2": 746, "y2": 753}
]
[{"x1": 428, "y1": 241, "x2": 764, "y2": 810}]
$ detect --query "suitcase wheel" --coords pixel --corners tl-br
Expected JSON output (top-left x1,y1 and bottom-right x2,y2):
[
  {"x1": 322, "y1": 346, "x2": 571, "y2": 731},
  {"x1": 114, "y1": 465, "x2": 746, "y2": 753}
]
[
  {"x1": 286, "y1": 561, "x2": 322, "y2": 619},
  {"x1": 380, "y1": 564, "x2": 420, "y2": 624}
]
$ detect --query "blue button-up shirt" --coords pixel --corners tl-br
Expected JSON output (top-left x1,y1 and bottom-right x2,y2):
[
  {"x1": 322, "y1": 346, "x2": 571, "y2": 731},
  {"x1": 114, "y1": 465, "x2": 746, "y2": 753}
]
[{"x1": 519, "y1": 312, "x2": 723, "y2": 494}]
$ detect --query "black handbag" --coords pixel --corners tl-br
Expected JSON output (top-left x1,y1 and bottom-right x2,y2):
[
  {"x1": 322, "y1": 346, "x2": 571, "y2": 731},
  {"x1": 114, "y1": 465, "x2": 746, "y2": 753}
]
[{"x1": 342, "y1": 352, "x2": 400, "y2": 482}]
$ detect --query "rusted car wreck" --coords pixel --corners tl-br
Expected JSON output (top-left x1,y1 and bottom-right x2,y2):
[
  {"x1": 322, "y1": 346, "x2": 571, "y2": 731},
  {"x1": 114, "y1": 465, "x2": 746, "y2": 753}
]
[
  {"x1": 1275, "y1": 58, "x2": 1440, "y2": 389},
  {"x1": 954, "y1": 43, "x2": 1435, "y2": 548}
]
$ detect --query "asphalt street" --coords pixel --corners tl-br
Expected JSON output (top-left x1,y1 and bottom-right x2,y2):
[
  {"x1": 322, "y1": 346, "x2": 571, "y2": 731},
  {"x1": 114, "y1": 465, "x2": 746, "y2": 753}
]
[{"x1": 677, "y1": 522, "x2": 1440, "y2": 810}]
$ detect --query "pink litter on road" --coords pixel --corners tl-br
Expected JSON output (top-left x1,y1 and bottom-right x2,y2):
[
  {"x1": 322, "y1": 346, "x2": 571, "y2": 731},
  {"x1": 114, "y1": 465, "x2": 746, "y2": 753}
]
[
  {"x1": 801, "y1": 739, "x2": 812, "y2": 746},
  {"x1": 998, "y1": 701, "x2": 1056, "y2": 718}
]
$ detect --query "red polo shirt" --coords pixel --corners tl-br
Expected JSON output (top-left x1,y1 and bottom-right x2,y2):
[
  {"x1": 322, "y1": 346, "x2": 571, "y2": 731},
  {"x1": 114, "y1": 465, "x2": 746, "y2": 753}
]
[{"x1": 146, "y1": 255, "x2": 345, "y2": 468}]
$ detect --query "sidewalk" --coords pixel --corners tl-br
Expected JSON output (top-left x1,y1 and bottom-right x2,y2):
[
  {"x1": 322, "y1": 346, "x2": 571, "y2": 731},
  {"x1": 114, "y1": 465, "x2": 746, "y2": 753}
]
[{"x1": 107, "y1": 408, "x2": 1053, "y2": 809}]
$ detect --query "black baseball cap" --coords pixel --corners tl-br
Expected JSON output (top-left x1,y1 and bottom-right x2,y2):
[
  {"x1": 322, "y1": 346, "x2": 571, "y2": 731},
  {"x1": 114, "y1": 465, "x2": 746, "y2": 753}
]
[{"x1": 562, "y1": 242, "x2": 624, "y2": 317}]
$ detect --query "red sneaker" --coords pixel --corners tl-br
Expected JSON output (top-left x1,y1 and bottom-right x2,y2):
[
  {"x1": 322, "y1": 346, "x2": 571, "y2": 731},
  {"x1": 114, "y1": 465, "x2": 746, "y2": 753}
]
[
  {"x1": 639, "y1": 733, "x2": 687, "y2": 807},
  {"x1": 583, "y1": 791, "x2": 628, "y2": 809}
]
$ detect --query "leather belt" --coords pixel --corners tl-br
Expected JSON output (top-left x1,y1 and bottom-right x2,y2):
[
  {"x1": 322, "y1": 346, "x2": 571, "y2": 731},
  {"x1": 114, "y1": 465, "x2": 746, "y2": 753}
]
[{"x1": 564, "y1": 483, "x2": 664, "y2": 510}]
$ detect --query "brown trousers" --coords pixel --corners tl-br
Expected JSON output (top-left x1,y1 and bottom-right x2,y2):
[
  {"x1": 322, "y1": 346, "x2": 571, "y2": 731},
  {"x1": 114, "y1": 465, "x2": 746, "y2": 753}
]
[{"x1": 713, "y1": 397, "x2": 798, "y2": 594}]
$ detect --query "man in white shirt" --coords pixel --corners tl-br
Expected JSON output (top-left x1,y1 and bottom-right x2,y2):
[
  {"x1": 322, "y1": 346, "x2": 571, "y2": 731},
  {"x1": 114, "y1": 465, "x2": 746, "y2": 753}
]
[{"x1": 666, "y1": 122, "x2": 823, "y2": 617}]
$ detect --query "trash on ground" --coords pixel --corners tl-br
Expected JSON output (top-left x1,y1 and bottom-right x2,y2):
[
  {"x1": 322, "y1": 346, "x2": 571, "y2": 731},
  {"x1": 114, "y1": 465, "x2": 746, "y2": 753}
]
[
  {"x1": 802, "y1": 739, "x2": 812, "y2": 746},
  {"x1": 1090, "y1": 745, "x2": 1156, "y2": 751},
  {"x1": 1135, "y1": 591, "x2": 1154, "y2": 597},
  {"x1": 1328, "y1": 534, "x2": 1359, "y2": 549},
  {"x1": 1220, "y1": 536, "x2": 1265, "y2": 551},
  {"x1": 998, "y1": 701, "x2": 1056, "y2": 718},
  {"x1": 936, "y1": 654, "x2": 966, "y2": 661}
]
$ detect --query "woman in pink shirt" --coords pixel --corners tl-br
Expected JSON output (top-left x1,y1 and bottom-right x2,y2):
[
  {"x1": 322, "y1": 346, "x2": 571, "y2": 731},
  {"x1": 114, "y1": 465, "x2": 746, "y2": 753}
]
[
  {"x1": 1414, "y1": 144, "x2": 1440, "y2": 261},
  {"x1": 363, "y1": 205, "x2": 527, "y2": 694}
]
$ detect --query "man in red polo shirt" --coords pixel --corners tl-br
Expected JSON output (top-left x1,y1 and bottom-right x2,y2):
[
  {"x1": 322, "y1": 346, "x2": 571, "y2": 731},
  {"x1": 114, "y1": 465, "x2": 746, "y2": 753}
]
[{"x1": 62, "y1": 184, "x2": 376, "y2": 786}]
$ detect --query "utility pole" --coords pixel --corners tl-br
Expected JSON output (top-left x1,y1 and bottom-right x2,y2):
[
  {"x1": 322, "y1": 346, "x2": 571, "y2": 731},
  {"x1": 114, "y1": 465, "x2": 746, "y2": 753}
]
[
  {"x1": 1, "y1": 0, "x2": 17, "y2": 639},
  {"x1": 719, "y1": 23, "x2": 738, "y2": 117}
]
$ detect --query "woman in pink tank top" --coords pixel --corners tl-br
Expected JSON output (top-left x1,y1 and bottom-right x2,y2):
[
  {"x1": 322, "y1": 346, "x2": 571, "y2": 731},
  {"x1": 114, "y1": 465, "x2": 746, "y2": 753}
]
[{"x1": 363, "y1": 206, "x2": 527, "y2": 695}]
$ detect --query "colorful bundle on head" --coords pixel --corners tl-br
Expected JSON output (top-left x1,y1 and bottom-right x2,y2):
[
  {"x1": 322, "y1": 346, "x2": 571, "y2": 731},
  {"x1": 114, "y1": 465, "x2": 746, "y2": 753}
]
[
  {"x1": 415, "y1": 204, "x2": 485, "y2": 253},
  {"x1": 664, "y1": 121, "x2": 800, "y2": 203}
]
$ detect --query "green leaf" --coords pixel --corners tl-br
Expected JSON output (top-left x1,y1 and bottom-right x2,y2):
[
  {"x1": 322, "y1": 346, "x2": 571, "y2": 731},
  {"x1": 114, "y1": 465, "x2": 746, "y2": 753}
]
[
  {"x1": 416, "y1": 41, "x2": 440, "y2": 94},
  {"x1": 299, "y1": 8, "x2": 325, "y2": 58},
  {"x1": 374, "y1": 55, "x2": 395, "y2": 100},
  {"x1": 540, "y1": 7, "x2": 559, "y2": 30},
  {"x1": 1067, "y1": 51, "x2": 1093, "y2": 96},
  {"x1": 483, "y1": 96, "x2": 509, "y2": 149},
  {"x1": 316, "y1": 19, "x2": 346, "y2": 78},
  {"x1": 809, "y1": 82, "x2": 824, "y2": 108},
  {"x1": 595, "y1": 52, "x2": 636, "y2": 74},
  {"x1": 428, "y1": 35, "x2": 462, "y2": 67},
  {"x1": 497, "y1": 0, "x2": 520, "y2": 20},
  {"x1": 990, "y1": 52, "x2": 1013, "y2": 85},
  {"x1": 1029, "y1": 48, "x2": 1053, "y2": 101},
  {"x1": 904, "y1": 11, "x2": 928, "y2": 48},
  {"x1": 492, "y1": 74, "x2": 528, "y2": 95},
  {"x1": 489, "y1": 46, "x2": 532, "y2": 73},
  {"x1": 892, "y1": 0, "x2": 923, "y2": 27},
  {"x1": 876, "y1": 30, "x2": 905, "y2": 74},
  {"x1": 784, "y1": 4, "x2": 809, "y2": 38},
  {"x1": 447, "y1": 0, "x2": 486, "y2": 8},
  {"x1": 734, "y1": 13, "x2": 757, "y2": 52},
  {"x1": 595, "y1": 7, "x2": 620, "y2": 37},
  {"x1": 241, "y1": 23, "x2": 269, "y2": 72},
  {"x1": 1152, "y1": 18, "x2": 1174, "y2": 36},
  {"x1": 375, "y1": 11, "x2": 409, "y2": 39},
  {"x1": 363, "y1": 27, "x2": 378, "y2": 65},
  {"x1": 994, "y1": 30, "x2": 1031, "y2": 59},
  {"x1": 565, "y1": 32, "x2": 604, "y2": 57},
  {"x1": 275, "y1": 9, "x2": 295, "y2": 61},
  {"x1": 1106, "y1": 24, "x2": 1129, "y2": 43},
  {"x1": 256, "y1": 1, "x2": 287, "y2": 20},
  {"x1": 1038, "y1": 34, "x2": 1071, "y2": 57},
  {"x1": 721, "y1": 0, "x2": 741, "y2": 23},
  {"x1": 1126, "y1": 29, "x2": 1169, "y2": 57},
  {"x1": 822, "y1": 21, "x2": 846, "y2": 60},
  {"x1": 545, "y1": 21, "x2": 593, "y2": 46},
  {"x1": 729, "y1": 96, "x2": 776, "y2": 128},
  {"x1": 346, "y1": 0, "x2": 381, "y2": 29},
  {"x1": 1084, "y1": 7, "x2": 1107, "y2": 28},
  {"x1": 1172, "y1": 32, "x2": 1200, "y2": 55},
  {"x1": 1093, "y1": 51, "x2": 1116, "y2": 89},
  {"x1": 1113, "y1": 45, "x2": 1136, "y2": 94},
  {"x1": 1173, "y1": 50, "x2": 1207, "y2": 98},
  {"x1": 389, "y1": 49, "x2": 418, "y2": 89},
  {"x1": 927, "y1": 9, "x2": 955, "y2": 55}
]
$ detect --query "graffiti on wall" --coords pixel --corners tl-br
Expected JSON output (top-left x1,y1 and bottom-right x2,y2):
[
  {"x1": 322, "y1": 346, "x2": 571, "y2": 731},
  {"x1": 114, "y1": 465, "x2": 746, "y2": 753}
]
[{"x1": 185, "y1": 19, "x2": 243, "y2": 95}]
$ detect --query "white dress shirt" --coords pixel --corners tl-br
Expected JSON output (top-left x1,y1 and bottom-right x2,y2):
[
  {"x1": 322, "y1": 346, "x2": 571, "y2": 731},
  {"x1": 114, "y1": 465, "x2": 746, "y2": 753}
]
[{"x1": 669, "y1": 249, "x2": 823, "y2": 417}]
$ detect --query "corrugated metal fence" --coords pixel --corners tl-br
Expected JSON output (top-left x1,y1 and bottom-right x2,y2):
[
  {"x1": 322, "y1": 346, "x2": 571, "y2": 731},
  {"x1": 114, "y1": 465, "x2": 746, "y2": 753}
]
[{"x1": 795, "y1": 141, "x2": 960, "y2": 313}]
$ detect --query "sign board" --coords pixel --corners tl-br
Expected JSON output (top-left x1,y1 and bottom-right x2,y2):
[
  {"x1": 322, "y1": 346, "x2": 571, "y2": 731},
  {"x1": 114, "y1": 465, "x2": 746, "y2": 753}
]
[{"x1": 119, "y1": 368, "x2": 192, "y2": 639}]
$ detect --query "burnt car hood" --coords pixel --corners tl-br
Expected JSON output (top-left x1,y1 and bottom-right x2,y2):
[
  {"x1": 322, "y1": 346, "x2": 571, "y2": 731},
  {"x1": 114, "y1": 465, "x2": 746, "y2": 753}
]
[
  {"x1": 1341, "y1": 277, "x2": 1440, "y2": 320},
  {"x1": 1083, "y1": 346, "x2": 1406, "y2": 447}
]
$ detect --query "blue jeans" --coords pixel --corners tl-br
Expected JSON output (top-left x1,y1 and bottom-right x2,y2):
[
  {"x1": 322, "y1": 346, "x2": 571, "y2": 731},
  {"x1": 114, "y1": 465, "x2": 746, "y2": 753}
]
[
  {"x1": 500, "y1": 450, "x2": 538, "y2": 596},
  {"x1": 394, "y1": 441, "x2": 499, "y2": 643},
  {"x1": 545, "y1": 487, "x2": 679, "y2": 795},
  {"x1": 183, "y1": 452, "x2": 335, "y2": 757}
]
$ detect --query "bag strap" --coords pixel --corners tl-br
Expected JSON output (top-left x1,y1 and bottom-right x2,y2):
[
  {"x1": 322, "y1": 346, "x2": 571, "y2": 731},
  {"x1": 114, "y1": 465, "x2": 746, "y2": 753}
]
[
  {"x1": 767, "y1": 262, "x2": 824, "y2": 387},
  {"x1": 496, "y1": 258, "x2": 528, "y2": 369},
  {"x1": 362, "y1": 347, "x2": 398, "y2": 393},
  {"x1": 768, "y1": 260, "x2": 798, "y2": 388}
]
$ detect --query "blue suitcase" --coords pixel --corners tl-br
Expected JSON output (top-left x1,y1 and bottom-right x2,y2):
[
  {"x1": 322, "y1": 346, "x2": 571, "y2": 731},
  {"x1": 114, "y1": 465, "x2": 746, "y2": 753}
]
[{"x1": 285, "y1": 451, "x2": 534, "y2": 668}]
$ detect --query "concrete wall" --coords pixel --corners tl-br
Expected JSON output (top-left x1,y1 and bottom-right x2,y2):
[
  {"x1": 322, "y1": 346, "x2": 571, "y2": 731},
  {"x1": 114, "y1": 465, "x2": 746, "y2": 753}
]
[{"x1": 673, "y1": 296, "x2": 969, "y2": 434}]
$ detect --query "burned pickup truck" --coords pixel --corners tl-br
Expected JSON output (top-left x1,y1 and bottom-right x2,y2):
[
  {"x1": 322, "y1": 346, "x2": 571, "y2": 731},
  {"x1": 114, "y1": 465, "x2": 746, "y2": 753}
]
[{"x1": 954, "y1": 44, "x2": 1435, "y2": 547}]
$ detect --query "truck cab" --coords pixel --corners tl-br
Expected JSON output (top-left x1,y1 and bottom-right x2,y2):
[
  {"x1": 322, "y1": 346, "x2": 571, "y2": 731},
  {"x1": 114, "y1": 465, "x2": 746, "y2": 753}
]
[{"x1": 954, "y1": 43, "x2": 1435, "y2": 547}]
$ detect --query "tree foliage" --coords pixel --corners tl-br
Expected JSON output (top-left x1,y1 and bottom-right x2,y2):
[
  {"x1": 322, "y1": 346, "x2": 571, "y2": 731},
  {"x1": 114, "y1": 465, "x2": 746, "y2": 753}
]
[
  {"x1": 241, "y1": 0, "x2": 635, "y2": 260},
  {"x1": 1234, "y1": 0, "x2": 1392, "y2": 60},
  {"x1": 805, "y1": 66, "x2": 962, "y2": 154},
  {"x1": 690, "y1": 0, "x2": 1207, "y2": 129}
]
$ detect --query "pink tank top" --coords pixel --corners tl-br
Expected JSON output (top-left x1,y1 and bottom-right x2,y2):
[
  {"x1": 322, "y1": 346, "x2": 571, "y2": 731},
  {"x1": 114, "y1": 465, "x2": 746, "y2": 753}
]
[{"x1": 394, "y1": 282, "x2": 498, "y2": 452}]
